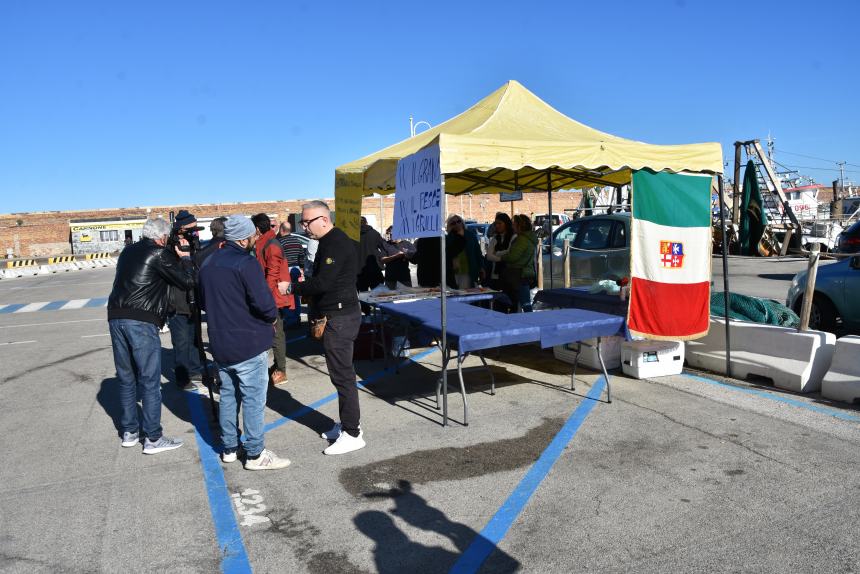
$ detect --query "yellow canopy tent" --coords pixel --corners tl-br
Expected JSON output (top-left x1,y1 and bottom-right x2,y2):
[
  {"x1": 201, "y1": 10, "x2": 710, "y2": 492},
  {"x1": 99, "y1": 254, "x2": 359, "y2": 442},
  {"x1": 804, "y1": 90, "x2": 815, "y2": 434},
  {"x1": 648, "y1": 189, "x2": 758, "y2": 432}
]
[{"x1": 335, "y1": 80, "x2": 723, "y2": 240}]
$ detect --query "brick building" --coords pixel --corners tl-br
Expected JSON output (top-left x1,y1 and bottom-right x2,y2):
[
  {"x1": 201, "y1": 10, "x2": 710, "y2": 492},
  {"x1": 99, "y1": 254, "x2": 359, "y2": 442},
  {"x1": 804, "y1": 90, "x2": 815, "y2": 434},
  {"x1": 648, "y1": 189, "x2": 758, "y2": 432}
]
[{"x1": 0, "y1": 191, "x2": 585, "y2": 258}]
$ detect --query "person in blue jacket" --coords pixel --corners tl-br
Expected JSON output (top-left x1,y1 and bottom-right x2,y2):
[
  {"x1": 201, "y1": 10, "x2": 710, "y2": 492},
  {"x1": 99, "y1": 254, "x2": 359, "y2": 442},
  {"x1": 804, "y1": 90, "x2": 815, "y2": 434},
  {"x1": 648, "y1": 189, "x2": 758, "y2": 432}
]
[{"x1": 198, "y1": 215, "x2": 291, "y2": 471}]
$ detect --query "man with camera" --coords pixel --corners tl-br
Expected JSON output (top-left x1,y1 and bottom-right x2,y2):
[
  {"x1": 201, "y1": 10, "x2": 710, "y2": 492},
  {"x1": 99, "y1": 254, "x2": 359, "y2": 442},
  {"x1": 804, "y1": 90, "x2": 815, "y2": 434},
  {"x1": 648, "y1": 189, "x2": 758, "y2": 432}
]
[
  {"x1": 198, "y1": 215, "x2": 291, "y2": 470},
  {"x1": 166, "y1": 210, "x2": 205, "y2": 389},
  {"x1": 108, "y1": 217, "x2": 195, "y2": 454},
  {"x1": 287, "y1": 201, "x2": 365, "y2": 455}
]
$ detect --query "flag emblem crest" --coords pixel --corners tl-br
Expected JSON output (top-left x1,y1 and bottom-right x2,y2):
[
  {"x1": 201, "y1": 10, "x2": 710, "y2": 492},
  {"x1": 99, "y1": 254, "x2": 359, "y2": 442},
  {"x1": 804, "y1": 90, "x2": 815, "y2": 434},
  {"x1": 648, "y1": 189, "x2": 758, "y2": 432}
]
[{"x1": 659, "y1": 241, "x2": 684, "y2": 268}]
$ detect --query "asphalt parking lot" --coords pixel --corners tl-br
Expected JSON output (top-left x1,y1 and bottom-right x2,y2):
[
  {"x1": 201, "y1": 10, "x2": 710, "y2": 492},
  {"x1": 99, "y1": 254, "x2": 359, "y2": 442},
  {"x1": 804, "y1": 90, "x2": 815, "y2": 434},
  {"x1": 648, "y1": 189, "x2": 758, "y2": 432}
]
[{"x1": 1, "y1": 263, "x2": 859, "y2": 573}]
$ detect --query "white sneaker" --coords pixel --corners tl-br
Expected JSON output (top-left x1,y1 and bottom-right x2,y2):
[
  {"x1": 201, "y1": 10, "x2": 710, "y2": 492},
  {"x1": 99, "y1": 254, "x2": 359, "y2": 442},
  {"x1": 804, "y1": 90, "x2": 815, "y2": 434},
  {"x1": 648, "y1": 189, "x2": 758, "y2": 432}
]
[
  {"x1": 221, "y1": 449, "x2": 239, "y2": 463},
  {"x1": 320, "y1": 423, "x2": 342, "y2": 440},
  {"x1": 121, "y1": 431, "x2": 139, "y2": 448},
  {"x1": 244, "y1": 449, "x2": 291, "y2": 471},
  {"x1": 321, "y1": 423, "x2": 362, "y2": 441},
  {"x1": 323, "y1": 430, "x2": 366, "y2": 455},
  {"x1": 143, "y1": 435, "x2": 183, "y2": 455}
]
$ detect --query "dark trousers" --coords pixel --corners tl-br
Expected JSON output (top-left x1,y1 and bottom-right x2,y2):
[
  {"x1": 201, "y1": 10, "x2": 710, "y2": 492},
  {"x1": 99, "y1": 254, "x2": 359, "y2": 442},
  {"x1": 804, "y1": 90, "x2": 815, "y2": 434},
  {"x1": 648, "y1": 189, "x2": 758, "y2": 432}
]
[
  {"x1": 272, "y1": 313, "x2": 286, "y2": 372},
  {"x1": 322, "y1": 311, "x2": 362, "y2": 435},
  {"x1": 168, "y1": 313, "x2": 202, "y2": 385},
  {"x1": 281, "y1": 267, "x2": 303, "y2": 327}
]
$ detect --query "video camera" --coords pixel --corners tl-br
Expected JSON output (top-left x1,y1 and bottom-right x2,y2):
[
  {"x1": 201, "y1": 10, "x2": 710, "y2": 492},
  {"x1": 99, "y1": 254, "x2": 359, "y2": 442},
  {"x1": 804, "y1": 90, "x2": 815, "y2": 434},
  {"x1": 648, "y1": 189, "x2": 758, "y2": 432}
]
[
  {"x1": 168, "y1": 225, "x2": 203, "y2": 253},
  {"x1": 167, "y1": 210, "x2": 203, "y2": 253}
]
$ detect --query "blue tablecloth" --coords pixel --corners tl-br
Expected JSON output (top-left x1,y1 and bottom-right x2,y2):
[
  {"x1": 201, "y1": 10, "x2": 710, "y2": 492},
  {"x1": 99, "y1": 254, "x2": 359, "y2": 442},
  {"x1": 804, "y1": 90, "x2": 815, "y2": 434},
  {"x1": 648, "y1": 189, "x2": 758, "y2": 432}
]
[
  {"x1": 378, "y1": 300, "x2": 540, "y2": 352},
  {"x1": 534, "y1": 287, "x2": 628, "y2": 317},
  {"x1": 506, "y1": 308, "x2": 626, "y2": 348},
  {"x1": 377, "y1": 300, "x2": 625, "y2": 352}
]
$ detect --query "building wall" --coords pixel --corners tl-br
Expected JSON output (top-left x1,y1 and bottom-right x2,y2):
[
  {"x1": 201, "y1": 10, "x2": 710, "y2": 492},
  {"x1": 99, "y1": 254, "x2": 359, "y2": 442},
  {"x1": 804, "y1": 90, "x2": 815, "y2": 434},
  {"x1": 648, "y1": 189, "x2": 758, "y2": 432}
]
[{"x1": 0, "y1": 192, "x2": 585, "y2": 257}]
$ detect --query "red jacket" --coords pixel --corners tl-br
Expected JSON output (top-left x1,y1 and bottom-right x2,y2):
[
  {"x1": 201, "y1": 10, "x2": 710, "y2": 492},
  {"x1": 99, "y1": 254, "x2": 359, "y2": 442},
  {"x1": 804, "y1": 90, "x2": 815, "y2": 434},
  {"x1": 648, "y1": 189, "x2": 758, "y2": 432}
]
[{"x1": 254, "y1": 229, "x2": 294, "y2": 309}]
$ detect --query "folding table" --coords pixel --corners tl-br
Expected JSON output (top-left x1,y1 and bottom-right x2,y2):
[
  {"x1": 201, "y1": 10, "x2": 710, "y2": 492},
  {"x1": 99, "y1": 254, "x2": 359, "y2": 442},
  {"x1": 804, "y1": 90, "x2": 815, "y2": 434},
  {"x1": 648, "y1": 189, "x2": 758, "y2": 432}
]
[{"x1": 378, "y1": 300, "x2": 625, "y2": 425}]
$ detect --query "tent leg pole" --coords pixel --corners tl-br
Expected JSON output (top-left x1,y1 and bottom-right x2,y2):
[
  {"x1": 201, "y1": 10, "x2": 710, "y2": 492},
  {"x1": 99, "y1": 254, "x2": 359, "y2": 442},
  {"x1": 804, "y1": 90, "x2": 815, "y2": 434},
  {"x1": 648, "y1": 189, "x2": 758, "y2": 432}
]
[
  {"x1": 547, "y1": 171, "x2": 553, "y2": 289},
  {"x1": 718, "y1": 175, "x2": 732, "y2": 378},
  {"x1": 440, "y1": 174, "x2": 449, "y2": 426}
]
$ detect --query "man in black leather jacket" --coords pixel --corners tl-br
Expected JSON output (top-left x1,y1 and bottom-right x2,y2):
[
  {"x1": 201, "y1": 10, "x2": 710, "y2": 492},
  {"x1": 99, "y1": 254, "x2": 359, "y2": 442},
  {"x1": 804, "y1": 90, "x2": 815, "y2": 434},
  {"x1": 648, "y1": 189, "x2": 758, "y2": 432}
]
[{"x1": 107, "y1": 217, "x2": 195, "y2": 455}]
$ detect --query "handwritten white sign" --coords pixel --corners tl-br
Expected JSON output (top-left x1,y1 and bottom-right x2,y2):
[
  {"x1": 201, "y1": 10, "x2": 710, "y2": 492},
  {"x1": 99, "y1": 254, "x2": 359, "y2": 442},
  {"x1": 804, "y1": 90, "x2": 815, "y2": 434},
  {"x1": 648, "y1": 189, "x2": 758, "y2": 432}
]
[{"x1": 392, "y1": 144, "x2": 442, "y2": 240}]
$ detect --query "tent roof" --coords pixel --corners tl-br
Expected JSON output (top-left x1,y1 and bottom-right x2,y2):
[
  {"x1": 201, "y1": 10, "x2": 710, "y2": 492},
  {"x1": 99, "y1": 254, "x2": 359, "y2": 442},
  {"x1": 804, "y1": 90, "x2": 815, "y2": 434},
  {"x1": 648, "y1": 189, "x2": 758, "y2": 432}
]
[{"x1": 335, "y1": 80, "x2": 723, "y2": 197}]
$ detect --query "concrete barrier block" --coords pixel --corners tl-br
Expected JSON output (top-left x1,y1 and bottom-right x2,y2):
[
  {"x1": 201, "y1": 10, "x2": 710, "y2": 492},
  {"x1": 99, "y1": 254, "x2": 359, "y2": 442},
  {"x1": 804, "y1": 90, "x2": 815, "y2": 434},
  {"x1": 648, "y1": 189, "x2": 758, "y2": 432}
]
[
  {"x1": 686, "y1": 317, "x2": 835, "y2": 393},
  {"x1": 38, "y1": 265, "x2": 55, "y2": 275},
  {"x1": 2, "y1": 269, "x2": 18, "y2": 279},
  {"x1": 821, "y1": 336, "x2": 860, "y2": 404}
]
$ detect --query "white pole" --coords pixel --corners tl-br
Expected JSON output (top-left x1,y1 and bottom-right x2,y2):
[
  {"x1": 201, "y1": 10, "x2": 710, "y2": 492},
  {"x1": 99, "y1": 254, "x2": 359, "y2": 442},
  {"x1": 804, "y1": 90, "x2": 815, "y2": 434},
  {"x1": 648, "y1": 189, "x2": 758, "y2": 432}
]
[
  {"x1": 798, "y1": 242, "x2": 821, "y2": 332},
  {"x1": 439, "y1": 175, "x2": 448, "y2": 426}
]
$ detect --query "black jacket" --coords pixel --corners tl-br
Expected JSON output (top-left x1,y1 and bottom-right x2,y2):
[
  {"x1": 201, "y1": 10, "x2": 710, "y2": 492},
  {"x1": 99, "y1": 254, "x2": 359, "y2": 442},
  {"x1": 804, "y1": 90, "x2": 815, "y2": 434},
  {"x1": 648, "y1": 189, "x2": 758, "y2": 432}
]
[
  {"x1": 168, "y1": 237, "x2": 225, "y2": 316},
  {"x1": 293, "y1": 227, "x2": 359, "y2": 317},
  {"x1": 108, "y1": 238, "x2": 196, "y2": 327}
]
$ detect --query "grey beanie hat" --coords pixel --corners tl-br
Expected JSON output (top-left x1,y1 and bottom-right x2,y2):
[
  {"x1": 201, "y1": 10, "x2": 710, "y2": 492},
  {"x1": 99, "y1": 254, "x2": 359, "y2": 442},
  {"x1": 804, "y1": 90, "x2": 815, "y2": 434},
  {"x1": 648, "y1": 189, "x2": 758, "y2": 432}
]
[{"x1": 223, "y1": 215, "x2": 256, "y2": 241}]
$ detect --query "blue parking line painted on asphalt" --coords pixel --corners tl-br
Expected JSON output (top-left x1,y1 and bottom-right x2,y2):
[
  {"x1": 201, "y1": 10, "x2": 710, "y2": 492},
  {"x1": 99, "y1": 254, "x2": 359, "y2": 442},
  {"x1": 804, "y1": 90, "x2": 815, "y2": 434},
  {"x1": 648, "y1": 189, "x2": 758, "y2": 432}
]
[
  {"x1": 263, "y1": 347, "x2": 438, "y2": 434},
  {"x1": 449, "y1": 377, "x2": 608, "y2": 574},
  {"x1": 0, "y1": 303, "x2": 27, "y2": 314},
  {"x1": 84, "y1": 297, "x2": 108, "y2": 307},
  {"x1": 185, "y1": 390, "x2": 253, "y2": 574},
  {"x1": 681, "y1": 372, "x2": 860, "y2": 423},
  {"x1": 39, "y1": 300, "x2": 68, "y2": 311}
]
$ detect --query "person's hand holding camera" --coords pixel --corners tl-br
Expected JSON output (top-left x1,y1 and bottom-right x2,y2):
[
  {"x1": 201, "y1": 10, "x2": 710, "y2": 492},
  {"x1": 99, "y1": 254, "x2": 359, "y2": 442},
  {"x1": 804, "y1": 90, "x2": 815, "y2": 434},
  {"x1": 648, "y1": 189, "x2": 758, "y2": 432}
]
[{"x1": 174, "y1": 239, "x2": 190, "y2": 258}]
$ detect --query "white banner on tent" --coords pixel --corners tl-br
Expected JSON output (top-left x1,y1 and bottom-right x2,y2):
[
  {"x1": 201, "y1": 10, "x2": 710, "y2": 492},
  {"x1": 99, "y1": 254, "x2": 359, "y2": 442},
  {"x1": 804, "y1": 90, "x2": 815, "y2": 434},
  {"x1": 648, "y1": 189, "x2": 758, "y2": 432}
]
[{"x1": 392, "y1": 144, "x2": 442, "y2": 240}]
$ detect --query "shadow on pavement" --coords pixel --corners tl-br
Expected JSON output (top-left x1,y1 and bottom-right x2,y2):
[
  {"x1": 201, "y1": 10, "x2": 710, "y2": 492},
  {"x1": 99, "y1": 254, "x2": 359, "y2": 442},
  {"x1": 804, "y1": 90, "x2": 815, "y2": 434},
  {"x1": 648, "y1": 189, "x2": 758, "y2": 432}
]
[{"x1": 356, "y1": 480, "x2": 519, "y2": 573}]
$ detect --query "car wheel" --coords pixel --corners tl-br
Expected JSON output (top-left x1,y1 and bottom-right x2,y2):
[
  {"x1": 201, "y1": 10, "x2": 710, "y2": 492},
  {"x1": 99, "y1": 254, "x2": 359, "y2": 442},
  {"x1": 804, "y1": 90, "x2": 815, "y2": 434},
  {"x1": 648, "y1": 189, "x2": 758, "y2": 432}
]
[{"x1": 803, "y1": 295, "x2": 838, "y2": 333}]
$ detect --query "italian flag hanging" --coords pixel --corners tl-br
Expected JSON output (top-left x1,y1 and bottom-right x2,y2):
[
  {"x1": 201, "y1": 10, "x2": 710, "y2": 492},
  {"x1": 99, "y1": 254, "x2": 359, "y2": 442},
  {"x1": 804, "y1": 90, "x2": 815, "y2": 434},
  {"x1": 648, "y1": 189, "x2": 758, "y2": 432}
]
[{"x1": 628, "y1": 170, "x2": 712, "y2": 340}]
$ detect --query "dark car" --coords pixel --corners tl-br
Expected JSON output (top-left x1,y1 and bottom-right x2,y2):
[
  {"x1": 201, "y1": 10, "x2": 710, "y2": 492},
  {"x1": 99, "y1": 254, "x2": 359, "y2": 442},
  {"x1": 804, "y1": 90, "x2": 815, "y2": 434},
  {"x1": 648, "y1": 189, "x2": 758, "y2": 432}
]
[
  {"x1": 836, "y1": 220, "x2": 860, "y2": 254},
  {"x1": 466, "y1": 222, "x2": 490, "y2": 238},
  {"x1": 786, "y1": 254, "x2": 860, "y2": 333},
  {"x1": 542, "y1": 213, "x2": 630, "y2": 287}
]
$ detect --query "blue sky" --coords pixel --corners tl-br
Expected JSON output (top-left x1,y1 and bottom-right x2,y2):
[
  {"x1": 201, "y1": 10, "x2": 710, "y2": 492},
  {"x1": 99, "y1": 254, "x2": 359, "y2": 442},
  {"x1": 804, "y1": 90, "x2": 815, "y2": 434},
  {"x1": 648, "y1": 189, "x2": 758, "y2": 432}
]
[{"x1": 1, "y1": 0, "x2": 858, "y2": 214}]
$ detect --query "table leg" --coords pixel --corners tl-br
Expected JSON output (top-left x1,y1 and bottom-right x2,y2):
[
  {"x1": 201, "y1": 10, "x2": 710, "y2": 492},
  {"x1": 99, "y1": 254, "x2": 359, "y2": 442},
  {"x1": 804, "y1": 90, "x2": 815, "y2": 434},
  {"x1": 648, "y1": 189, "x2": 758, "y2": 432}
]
[
  {"x1": 596, "y1": 337, "x2": 612, "y2": 403},
  {"x1": 571, "y1": 342, "x2": 581, "y2": 391},
  {"x1": 478, "y1": 351, "x2": 495, "y2": 395},
  {"x1": 457, "y1": 352, "x2": 469, "y2": 426}
]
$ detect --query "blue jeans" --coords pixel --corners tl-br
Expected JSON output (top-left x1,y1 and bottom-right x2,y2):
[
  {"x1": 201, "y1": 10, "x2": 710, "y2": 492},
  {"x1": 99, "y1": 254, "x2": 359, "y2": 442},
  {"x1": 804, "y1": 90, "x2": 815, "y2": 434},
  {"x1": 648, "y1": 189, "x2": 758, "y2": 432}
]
[
  {"x1": 109, "y1": 319, "x2": 163, "y2": 440},
  {"x1": 168, "y1": 313, "x2": 202, "y2": 384},
  {"x1": 281, "y1": 266, "x2": 303, "y2": 327},
  {"x1": 218, "y1": 351, "x2": 268, "y2": 457}
]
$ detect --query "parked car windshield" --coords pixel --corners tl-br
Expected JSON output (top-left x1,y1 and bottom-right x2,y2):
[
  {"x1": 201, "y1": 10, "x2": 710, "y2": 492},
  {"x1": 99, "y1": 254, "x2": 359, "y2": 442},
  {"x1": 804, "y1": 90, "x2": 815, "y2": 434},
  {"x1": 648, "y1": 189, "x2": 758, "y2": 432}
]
[
  {"x1": 553, "y1": 221, "x2": 581, "y2": 249},
  {"x1": 578, "y1": 220, "x2": 613, "y2": 249}
]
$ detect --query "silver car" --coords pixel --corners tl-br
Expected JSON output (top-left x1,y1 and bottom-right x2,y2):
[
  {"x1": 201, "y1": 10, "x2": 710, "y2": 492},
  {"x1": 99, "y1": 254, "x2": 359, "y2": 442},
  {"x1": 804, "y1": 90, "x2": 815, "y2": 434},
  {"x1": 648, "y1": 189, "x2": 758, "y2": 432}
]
[{"x1": 541, "y1": 213, "x2": 631, "y2": 288}]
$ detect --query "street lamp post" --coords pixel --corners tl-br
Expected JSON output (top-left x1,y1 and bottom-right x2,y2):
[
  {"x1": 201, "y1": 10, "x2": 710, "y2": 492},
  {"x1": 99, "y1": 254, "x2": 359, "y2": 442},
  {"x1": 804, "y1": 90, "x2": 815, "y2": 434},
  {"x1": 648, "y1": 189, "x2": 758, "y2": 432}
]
[{"x1": 409, "y1": 115, "x2": 432, "y2": 137}]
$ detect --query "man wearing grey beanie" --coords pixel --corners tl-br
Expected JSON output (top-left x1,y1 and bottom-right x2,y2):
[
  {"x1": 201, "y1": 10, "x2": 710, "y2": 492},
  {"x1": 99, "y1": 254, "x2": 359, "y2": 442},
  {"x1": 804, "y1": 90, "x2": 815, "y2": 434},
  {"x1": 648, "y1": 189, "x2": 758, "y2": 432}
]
[{"x1": 198, "y1": 215, "x2": 291, "y2": 470}]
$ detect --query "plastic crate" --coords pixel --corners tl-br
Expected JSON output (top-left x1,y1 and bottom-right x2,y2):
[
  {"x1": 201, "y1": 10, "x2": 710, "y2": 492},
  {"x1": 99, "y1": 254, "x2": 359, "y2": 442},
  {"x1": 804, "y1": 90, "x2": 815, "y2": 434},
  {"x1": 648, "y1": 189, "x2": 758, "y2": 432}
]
[{"x1": 621, "y1": 340, "x2": 685, "y2": 379}]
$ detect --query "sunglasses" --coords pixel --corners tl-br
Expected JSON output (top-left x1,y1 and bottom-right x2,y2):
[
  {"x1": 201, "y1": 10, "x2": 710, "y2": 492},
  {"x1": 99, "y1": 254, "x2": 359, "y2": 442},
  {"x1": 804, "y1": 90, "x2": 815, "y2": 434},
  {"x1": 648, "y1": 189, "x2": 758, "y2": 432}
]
[{"x1": 300, "y1": 215, "x2": 324, "y2": 227}]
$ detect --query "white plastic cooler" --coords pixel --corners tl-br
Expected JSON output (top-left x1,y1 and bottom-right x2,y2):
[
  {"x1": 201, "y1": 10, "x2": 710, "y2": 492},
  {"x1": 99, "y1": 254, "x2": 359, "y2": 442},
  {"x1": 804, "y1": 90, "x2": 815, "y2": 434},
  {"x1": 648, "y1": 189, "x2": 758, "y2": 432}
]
[{"x1": 621, "y1": 340, "x2": 685, "y2": 379}]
